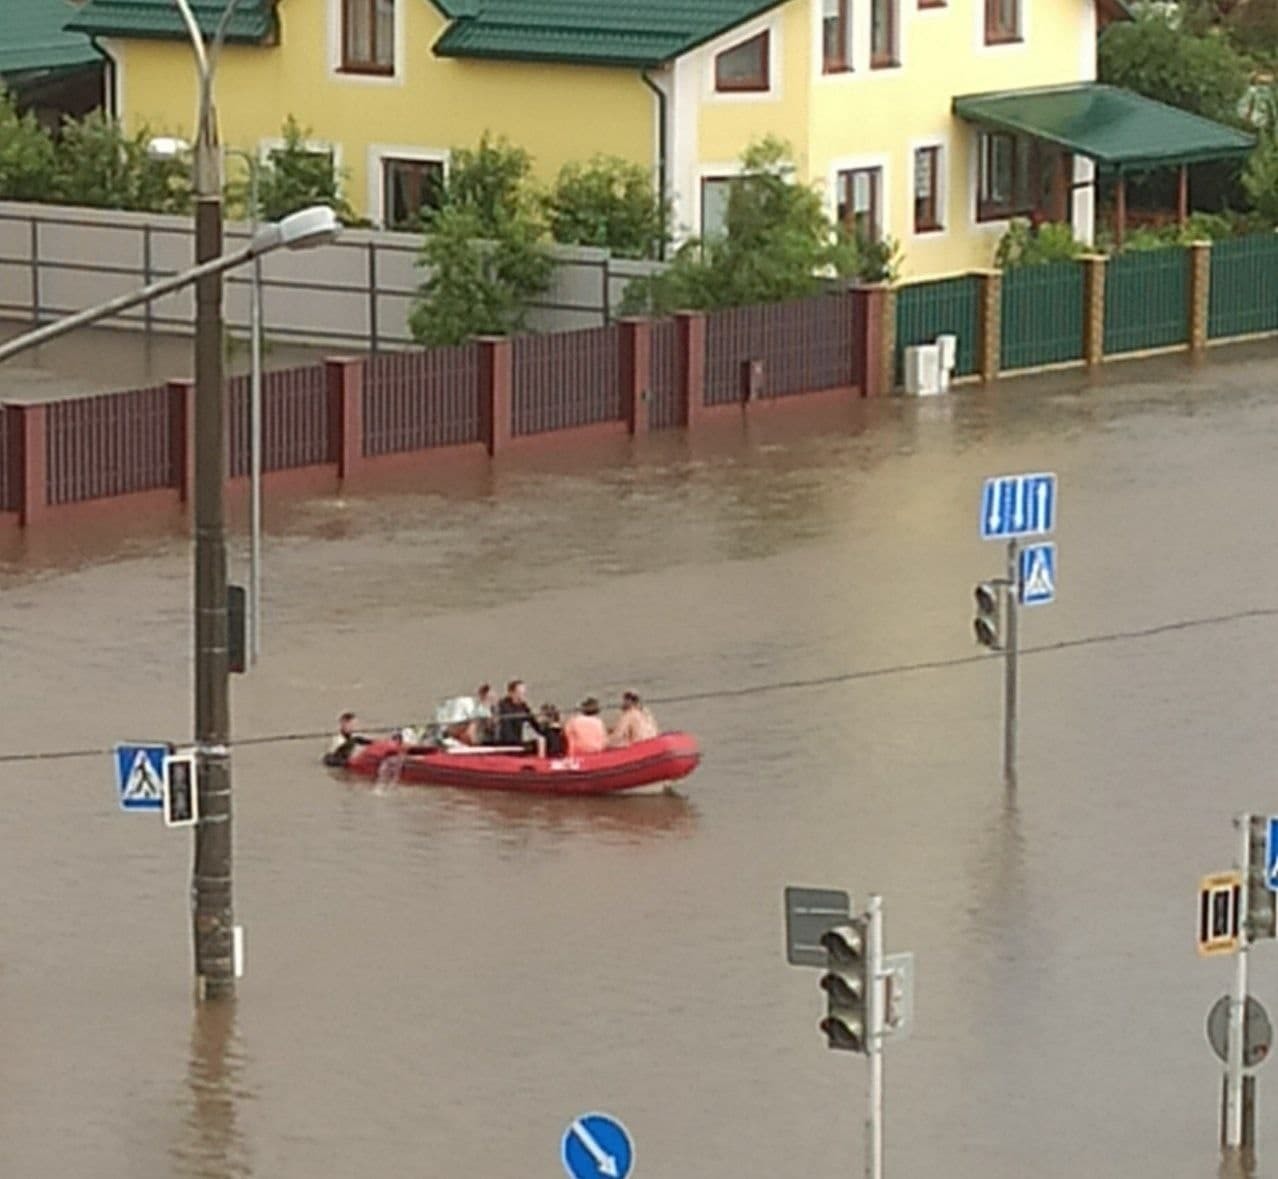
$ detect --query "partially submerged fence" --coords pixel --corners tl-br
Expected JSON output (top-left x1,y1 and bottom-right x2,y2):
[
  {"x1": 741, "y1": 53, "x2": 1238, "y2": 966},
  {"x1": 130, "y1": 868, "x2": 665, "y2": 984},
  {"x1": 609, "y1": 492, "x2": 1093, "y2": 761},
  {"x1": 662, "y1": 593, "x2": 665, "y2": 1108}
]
[
  {"x1": 1000, "y1": 263, "x2": 1086, "y2": 371},
  {"x1": 1208, "y1": 234, "x2": 1278, "y2": 340},
  {"x1": 1, "y1": 289, "x2": 876, "y2": 526}
]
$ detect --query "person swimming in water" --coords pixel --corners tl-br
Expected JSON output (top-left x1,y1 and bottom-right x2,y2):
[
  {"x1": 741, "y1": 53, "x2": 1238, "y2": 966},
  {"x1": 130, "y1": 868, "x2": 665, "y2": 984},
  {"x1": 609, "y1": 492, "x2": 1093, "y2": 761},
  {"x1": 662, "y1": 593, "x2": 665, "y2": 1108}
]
[{"x1": 323, "y1": 711, "x2": 373, "y2": 766}]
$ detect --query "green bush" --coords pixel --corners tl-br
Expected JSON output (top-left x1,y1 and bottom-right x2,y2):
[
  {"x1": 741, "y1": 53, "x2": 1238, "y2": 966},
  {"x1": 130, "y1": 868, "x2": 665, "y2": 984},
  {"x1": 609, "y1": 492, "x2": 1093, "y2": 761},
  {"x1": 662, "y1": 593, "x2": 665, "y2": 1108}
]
[
  {"x1": 547, "y1": 154, "x2": 670, "y2": 260},
  {"x1": 0, "y1": 87, "x2": 55, "y2": 201},
  {"x1": 243, "y1": 116, "x2": 357, "y2": 224},
  {"x1": 409, "y1": 132, "x2": 552, "y2": 346},
  {"x1": 621, "y1": 135, "x2": 885, "y2": 314},
  {"x1": 994, "y1": 219, "x2": 1086, "y2": 267}
]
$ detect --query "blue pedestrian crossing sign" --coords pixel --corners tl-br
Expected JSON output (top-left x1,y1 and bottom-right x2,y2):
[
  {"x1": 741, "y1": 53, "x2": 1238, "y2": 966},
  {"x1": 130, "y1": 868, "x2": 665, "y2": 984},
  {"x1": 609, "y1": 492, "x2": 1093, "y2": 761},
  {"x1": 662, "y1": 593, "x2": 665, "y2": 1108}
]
[
  {"x1": 1267, "y1": 816, "x2": 1278, "y2": 892},
  {"x1": 114, "y1": 742, "x2": 169, "y2": 811},
  {"x1": 561, "y1": 1112, "x2": 634, "y2": 1179},
  {"x1": 981, "y1": 472, "x2": 1057, "y2": 540},
  {"x1": 1019, "y1": 543, "x2": 1057, "y2": 607}
]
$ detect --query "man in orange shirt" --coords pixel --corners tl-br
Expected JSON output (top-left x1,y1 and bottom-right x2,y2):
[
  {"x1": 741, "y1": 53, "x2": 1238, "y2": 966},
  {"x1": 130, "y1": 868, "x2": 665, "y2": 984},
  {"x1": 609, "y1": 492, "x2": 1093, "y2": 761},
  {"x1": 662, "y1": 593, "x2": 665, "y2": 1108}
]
[{"x1": 564, "y1": 697, "x2": 608, "y2": 756}]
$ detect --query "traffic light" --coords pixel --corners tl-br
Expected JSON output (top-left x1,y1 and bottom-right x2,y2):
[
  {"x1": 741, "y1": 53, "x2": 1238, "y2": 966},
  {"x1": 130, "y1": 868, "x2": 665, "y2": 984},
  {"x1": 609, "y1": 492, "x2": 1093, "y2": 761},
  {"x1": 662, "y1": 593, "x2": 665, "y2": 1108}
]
[
  {"x1": 1247, "y1": 814, "x2": 1276, "y2": 941},
  {"x1": 973, "y1": 582, "x2": 1002, "y2": 649},
  {"x1": 163, "y1": 752, "x2": 199, "y2": 829},
  {"x1": 819, "y1": 918, "x2": 869, "y2": 1053},
  {"x1": 227, "y1": 584, "x2": 247, "y2": 674}
]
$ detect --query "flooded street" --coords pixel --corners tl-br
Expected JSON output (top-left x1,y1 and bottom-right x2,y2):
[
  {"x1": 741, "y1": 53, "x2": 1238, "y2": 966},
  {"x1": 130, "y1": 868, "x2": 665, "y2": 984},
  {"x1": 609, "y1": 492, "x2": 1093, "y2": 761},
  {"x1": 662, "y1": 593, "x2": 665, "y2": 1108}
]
[{"x1": 4, "y1": 344, "x2": 1278, "y2": 1177}]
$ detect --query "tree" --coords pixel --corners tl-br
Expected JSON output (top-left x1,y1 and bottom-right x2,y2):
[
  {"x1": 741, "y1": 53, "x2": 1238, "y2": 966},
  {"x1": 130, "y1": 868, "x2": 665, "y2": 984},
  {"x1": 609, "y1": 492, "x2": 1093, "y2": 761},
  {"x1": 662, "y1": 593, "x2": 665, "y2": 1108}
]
[
  {"x1": 1242, "y1": 130, "x2": 1278, "y2": 221},
  {"x1": 0, "y1": 86, "x2": 56, "y2": 202},
  {"x1": 1098, "y1": 10, "x2": 1252, "y2": 124},
  {"x1": 247, "y1": 116, "x2": 357, "y2": 224},
  {"x1": 547, "y1": 155, "x2": 670, "y2": 259},
  {"x1": 50, "y1": 112, "x2": 191, "y2": 213},
  {"x1": 622, "y1": 136, "x2": 888, "y2": 315},
  {"x1": 408, "y1": 132, "x2": 552, "y2": 346}
]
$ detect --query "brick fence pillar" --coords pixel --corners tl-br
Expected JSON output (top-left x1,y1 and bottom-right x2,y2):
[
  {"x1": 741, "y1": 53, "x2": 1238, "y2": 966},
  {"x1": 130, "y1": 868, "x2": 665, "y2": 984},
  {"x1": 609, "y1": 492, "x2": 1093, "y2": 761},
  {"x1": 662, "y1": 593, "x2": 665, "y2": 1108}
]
[
  {"x1": 478, "y1": 336, "x2": 513, "y2": 456},
  {"x1": 675, "y1": 311, "x2": 707, "y2": 429},
  {"x1": 881, "y1": 286, "x2": 897, "y2": 394},
  {"x1": 1081, "y1": 254, "x2": 1108, "y2": 369},
  {"x1": 618, "y1": 318, "x2": 651, "y2": 435},
  {"x1": 851, "y1": 285, "x2": 891, "y2": 397},
  {"x1": 977, "y1": 269, "x2": 1002, "y2": 384},
  {"x1": 326, "y1": 357, "x2": 364, "y2": 479},
  {"x1": 167, "y1": 379, "x2": 194, "y2": 502},
  {"x1": 8, "y1": 402, "x2": 49, "y2": 526},
  {"x1": 1187, "y1": 240, "x2": 1211, "y2": 356}
]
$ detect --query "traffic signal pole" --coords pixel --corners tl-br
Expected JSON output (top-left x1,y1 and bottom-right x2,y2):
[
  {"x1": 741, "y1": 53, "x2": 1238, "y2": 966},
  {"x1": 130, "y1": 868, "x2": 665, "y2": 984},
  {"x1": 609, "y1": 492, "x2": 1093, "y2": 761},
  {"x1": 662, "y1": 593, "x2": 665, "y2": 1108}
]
[
  {"x1": 1003, "y1": 539, "x2": 1019, "y2": 788},
  {"x1": 1225, "y1": 815, "x2": 1252, "y2": 1152},
  {"x1": 866, "y1": 893, "x2": 884, "y2": 1179}
]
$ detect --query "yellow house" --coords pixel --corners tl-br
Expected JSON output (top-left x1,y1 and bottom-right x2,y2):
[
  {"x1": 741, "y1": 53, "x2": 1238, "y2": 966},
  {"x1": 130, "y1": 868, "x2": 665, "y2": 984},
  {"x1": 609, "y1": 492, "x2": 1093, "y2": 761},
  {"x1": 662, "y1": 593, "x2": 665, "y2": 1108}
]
[{"x1": 68, "y1": 0, "x2": 1253, "y2": 278}]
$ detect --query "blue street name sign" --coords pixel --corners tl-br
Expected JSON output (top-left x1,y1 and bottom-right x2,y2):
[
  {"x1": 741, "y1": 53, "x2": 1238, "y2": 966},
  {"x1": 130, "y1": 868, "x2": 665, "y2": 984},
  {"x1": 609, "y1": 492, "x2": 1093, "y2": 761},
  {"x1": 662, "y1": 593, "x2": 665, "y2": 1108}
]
[
  {"x1": 980, "y1": 472, "x2": 1057, "y2": 540},
  {"x1": 1266, "y1": 816, "x2": 1278, "y2": 892},
  {"x1": 561, "y1": 1112, "x2": 634, "y2": 1179},
  {"x1": 113, "y1": 742, "x2": 169, "y2": 812},
  {"x1": 1019, "y1": 542, "x2": 1057, "y2": 607}
]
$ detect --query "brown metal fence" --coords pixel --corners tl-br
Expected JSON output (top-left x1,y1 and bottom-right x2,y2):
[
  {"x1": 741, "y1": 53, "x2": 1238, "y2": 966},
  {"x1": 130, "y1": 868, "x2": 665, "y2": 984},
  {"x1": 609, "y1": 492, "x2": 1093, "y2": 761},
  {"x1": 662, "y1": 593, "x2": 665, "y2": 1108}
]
[
  {"x1": 0, "y1": 409, "x2": 11, "y2": 512},
  {"x1": 704, "y1": 293, "x2": 856, "y2": 406},
  {"x1": 46, "y1": 386, "x2": 172, "y2": 506},
  {"x1": 511, "y1": 325, "x2": 621, "y2": 436},
  {"x1": 648, "y1": 319, "x2": 683, "y2": 429},
  {"x1": 362, "y1": 345, "x2": 483, "y2": 456},
  {"x1": 229, "y1": 365, "x2": 334, "y2": 477}
]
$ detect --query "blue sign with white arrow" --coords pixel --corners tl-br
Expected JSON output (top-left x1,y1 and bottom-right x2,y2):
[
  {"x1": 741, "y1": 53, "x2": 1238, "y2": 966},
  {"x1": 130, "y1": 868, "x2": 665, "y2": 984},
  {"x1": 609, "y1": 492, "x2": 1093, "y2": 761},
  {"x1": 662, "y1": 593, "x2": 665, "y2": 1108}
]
[
  {"x1": 113, "y1": 742, "x2": 169, "y2": 811},
  {"x1": 561, "y1": 1112, "x2": 634, "y2": 1179},
  {"x1": 1266, "y1": 816, "x2": 1278, "y2": 892},
  {"x1": 1019, "y1": 542, "x2": 1057, "y2": 607},
  {"x1": 981, "y1": 472, "x2": 1057, "y2": 540}
]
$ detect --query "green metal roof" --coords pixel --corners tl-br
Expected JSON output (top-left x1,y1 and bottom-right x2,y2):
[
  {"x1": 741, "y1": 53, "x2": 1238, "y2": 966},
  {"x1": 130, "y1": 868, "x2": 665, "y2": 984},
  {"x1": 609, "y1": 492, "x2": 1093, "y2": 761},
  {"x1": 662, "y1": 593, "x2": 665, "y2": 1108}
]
[
  {"x1": 2, "y1": 0, "x2": 103, "y2": 78},
  {"x1": 66, "y1": 0, "x2": 276, "y2": 44},
  {"x1": 953, "y1": 83, "x2": 1256, "y2": 172},
  {"x1": 433, "y1": 0, "x2": 786, "y2": 68}
]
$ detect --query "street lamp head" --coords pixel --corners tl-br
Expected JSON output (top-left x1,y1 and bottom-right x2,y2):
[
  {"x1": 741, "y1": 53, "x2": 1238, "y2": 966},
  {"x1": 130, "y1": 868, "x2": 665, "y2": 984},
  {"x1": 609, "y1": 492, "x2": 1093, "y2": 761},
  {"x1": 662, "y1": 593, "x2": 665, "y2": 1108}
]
[
  {"x1": 278, "y1": 205, "x2": 342, "y2": 250},
  {"x1": 147, "y1": 135, "x2": 192, "y2": 160}
]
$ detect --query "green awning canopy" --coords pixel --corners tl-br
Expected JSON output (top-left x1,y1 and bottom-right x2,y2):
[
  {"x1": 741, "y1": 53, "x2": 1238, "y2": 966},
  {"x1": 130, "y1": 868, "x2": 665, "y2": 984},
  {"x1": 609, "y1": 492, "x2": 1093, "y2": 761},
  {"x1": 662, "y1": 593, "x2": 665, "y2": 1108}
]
[{"x1": 953, "y1": 83, "x2": 1256, "y2": 172}]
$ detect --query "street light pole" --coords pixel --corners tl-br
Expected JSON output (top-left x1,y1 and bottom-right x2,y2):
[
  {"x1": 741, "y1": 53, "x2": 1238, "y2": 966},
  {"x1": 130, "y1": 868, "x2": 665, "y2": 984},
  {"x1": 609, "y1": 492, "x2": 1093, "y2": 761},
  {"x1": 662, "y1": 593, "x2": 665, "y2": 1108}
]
[
  {"x1": 248, "y1": 158, "x2": 262, "y2": 666},
  {"x1": 176, "y1": 0, "x2": 241, "y2": 1001}
]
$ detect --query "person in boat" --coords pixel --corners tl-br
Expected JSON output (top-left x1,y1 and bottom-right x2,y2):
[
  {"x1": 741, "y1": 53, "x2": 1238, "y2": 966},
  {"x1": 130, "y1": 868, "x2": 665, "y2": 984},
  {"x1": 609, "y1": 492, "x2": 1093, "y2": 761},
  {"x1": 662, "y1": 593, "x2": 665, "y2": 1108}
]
[
  {"x1": 564, "y1": 696, "x2": 608, "y2": 757},
  {"x1": 323, "y1": 711, "x2": 373, "y2": 766},
  {"x1": 432, "y1": 697, "x2": 480, "y2": 750},
  {"x1": 493, "y1": 679, "x2": 535, "y2": 746},
  {"x1": 608, "y1": 691, "x2": 659, "y2": 747},
  {"x1": 532, "y1": 703, "x2": 568, "y2": 758},
  {"x1": 473, "y1": 683, "x2": 496, "y2": 744}
]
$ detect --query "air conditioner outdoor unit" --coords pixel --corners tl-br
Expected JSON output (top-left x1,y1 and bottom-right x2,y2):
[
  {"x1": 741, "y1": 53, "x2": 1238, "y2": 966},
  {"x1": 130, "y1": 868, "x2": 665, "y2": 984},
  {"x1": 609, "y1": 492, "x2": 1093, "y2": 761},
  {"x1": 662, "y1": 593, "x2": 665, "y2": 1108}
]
[
  {"x1": 935, "y1": 333, "x2": 957, "y2": 392},
  {"x1": 903, "y1": 343, "x2": 941, "y2": 395}
]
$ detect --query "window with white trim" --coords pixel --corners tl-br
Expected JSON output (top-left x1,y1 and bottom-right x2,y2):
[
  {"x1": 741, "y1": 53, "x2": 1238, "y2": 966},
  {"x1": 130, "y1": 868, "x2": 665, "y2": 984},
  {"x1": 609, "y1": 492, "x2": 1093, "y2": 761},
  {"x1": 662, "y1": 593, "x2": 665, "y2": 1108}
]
[
  {"x1": 823, "y1": 0, "x2": 852, "y2": 73},
  {"x1": 714, "y1": 31, "x2": 770, "y2": 92},
  {"x1": 871, "y1": 0, "x2": 898, "y2": 67},
  {"x1": 342, "y1": 0, "x2": 394, "y2": 74},
  {"x1": 701, "y1": 177, "x2": 733, "y2": 238},
  {"x1": 383, "y1": 158, "x2": 445, "y2": 230},
  {"x1": 984, "y1": 0, "x2": 1020, "y2": 44},
  {"x1": 837, "y1": 167, "x2": 882, "y2": 242},
  {"x1": 913, "y1": 146, "x2": 942, "y2": 232}
]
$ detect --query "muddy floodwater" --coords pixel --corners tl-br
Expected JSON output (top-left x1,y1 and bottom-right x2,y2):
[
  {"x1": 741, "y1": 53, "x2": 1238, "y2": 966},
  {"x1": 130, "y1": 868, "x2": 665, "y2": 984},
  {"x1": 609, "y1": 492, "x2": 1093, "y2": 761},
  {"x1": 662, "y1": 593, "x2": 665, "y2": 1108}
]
[{"x1": 4, "y1": 345, "x2": 1278, "y2": 1178}]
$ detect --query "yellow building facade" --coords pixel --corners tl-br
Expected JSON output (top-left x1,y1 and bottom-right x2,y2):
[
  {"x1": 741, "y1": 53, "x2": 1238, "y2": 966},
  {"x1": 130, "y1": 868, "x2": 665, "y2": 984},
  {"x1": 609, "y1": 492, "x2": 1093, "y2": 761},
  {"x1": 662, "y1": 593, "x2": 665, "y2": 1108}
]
[{"x1": 73, "y1": 0, "x2": 1113, "y2": 279}]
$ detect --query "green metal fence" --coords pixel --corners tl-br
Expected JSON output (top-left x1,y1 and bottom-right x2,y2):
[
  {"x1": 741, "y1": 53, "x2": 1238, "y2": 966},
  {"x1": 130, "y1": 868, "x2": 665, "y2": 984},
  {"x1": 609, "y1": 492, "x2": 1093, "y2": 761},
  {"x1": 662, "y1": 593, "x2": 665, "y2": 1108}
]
[
  {"x1": 1208, "y1": 233, "x2": 1278, "y2": 340},
  {"x1": 1000, "y1": 263, "x2": 1086, "y2": 371},
  {"x1": 1103, "y1": 248, "x2": 1191, "y2": 355},
  {"x1": 895, "y1": 275, "x2": 982, "y2": 382}
]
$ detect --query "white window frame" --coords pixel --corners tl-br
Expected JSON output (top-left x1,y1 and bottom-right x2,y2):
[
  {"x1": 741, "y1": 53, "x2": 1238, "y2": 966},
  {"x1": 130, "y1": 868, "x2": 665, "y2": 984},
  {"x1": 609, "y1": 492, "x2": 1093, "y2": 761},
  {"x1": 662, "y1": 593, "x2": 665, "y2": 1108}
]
[
  {"x1": 369, "y1": 145, "x2": 450, "y2": 231},
  {"x1": 700, "y1": 13, "x2": 783, "y2": 104},
  {"x1": 909, "y1": 137, "x2": 948, "y2": 238},
  {"x1": 328, "y1": 0, "x2": 405, "y2": 84}
]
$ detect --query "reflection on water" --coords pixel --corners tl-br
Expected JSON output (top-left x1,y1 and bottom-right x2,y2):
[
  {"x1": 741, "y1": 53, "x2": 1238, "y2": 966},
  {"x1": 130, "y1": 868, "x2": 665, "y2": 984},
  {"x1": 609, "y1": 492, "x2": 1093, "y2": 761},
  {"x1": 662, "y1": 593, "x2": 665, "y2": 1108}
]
[
  {"x1": 7, "y1": 344, "x2": 1278, "y2": 1177},
  {"x1": 173, "y1": 1003, "x2": 252, "y2": 1179}
]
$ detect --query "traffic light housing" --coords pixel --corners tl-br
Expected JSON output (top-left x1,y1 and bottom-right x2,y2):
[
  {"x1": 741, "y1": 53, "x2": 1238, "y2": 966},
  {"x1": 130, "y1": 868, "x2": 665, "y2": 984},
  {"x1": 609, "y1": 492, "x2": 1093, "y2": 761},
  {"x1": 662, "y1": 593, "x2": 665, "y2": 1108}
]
[
  {"x1": 163, "y1": 752, "x2": 199, "y2": 828},
  {"x1": 1247, "y1": 814, "x2": 1276, "y2": 942},
  {"x1": 819, "y1": 918, "x2": 869, "y2": 1053},
  {"x1": 973, "y1": 582, "x2": 1002, "y2": 649}
]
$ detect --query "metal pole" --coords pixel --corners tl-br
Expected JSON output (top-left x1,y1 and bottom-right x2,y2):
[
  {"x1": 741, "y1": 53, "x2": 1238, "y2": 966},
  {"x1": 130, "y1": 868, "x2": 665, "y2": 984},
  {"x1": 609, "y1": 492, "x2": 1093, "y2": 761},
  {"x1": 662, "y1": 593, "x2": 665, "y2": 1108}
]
[
  {"x1": 866, "y1": 893, "x2": 884, "y2": 1179},
  {"x1": 1225, "y1": 813, "x2": 1251, "y2": 1151},
  {"x1": 1004, "y1": 539, "x2": 1019, "y2": 787},
  {"x1": 248, "y1": 158, "x2": 262, "y2": 665},
  {"x1": 185, "y1": 0, "x2": 237, "y2": 1002}
]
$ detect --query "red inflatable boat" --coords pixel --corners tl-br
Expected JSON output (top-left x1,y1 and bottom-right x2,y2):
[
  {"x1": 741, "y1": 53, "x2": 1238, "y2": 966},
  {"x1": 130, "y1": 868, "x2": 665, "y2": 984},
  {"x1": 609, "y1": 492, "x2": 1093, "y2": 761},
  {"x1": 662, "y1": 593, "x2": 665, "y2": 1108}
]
[{"x1": 341, "y1": 732, "x2": 701, "y2": 796}]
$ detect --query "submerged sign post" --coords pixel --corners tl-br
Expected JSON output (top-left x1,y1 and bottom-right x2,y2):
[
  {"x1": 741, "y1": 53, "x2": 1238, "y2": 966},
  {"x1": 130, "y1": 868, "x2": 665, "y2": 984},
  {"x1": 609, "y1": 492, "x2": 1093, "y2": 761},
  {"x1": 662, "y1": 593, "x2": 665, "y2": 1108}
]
[{"x1": 974, "y1": 472, "x2": 1058, "y2": 786}]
